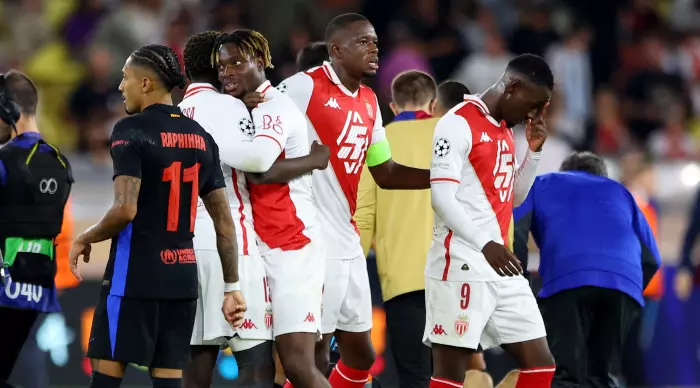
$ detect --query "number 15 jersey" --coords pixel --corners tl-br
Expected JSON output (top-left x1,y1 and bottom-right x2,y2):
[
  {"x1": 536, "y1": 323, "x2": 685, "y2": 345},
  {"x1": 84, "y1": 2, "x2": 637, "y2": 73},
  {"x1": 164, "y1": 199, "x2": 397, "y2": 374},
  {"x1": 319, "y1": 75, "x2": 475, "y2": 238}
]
[
  {"x1": 280, "y1": 63, "x2": 386, "y2": 260},
  {"x1": 427, "y1": 96, "x2": 520, "y2": 283},
  {"x1": 106, "y1": 104, "x2": 225, "y2": 300}
]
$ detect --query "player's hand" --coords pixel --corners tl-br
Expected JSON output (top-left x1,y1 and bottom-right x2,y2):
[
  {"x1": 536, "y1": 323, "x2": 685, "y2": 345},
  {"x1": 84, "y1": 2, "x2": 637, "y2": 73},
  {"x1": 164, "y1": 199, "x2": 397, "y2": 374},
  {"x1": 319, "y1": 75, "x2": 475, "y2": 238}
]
[
  {"x1": 242, "y1": 92, "x2": 265, "y2": 110},
  {"x1": 525, "y1": 101, "x2": 549, "y2": 152},
  {"x1": 481, "y1": 241, "x2": 523, "y2": 277},
  {"x1": 309, "y1": 141, "x2": 330, "y2": 170},
  {"x1": 222, "y1": 291, "x2": 247, "y2": 328},
  {"x1": 68, "y1": 237, "x2": 92, "y2": 282}
]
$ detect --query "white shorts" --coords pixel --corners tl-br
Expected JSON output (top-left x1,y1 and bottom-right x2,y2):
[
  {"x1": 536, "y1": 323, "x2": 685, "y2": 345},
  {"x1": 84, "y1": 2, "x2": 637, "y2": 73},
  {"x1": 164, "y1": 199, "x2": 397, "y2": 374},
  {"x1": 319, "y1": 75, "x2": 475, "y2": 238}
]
[
  {"x1": 191, "y1": 250, "x2": 272, "y2": 348},
  {"x1": 422, "y1": 276, "x2": 546, "y2": 350},
  {"x1": 262, "y1": 239, "x2": 324, "y2": 337},
  {"x1": 321, "y1": 256, "x2": 373, "y2": 334}
]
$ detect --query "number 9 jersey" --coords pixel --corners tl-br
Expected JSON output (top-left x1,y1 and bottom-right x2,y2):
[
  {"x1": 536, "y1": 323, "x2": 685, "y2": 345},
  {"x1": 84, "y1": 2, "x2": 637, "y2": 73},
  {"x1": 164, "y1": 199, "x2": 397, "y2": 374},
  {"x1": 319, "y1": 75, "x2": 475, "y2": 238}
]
[
  {"x1": 427, "y1": 95, "x2": 536, "y2": 283},
  {"x1": 105, "y1": 104, "x2": 225, "y2": 300}
]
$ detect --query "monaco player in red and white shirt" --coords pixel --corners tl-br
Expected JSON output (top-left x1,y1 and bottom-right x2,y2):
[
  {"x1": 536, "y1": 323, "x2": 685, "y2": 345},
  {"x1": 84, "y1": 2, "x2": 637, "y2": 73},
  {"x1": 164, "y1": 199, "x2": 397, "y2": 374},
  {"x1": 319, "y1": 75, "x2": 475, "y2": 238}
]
[
  {"x1": 179, "y1": 31, "x2": 329, "y2": 388},
  {"x1": 214, "y1": 30, "x2": 334, "y2": 388},
  {"x1": 424, "y1": 54, "x2": 557, "y2": 388},
  {"x1": 278, "y1": 13, "x2": 432, "y2": 388}
]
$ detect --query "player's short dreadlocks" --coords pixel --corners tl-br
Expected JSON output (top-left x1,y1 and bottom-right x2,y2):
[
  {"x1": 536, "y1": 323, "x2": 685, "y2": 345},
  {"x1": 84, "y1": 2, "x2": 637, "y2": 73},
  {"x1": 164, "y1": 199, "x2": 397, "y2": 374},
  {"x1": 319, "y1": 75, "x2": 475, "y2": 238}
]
[
  {"x1": 183, "y1": 31, "x2": 221, "y2": 82},
  {"x1": 130, "y1": 44, "x2": 185, "y2": 91},
  {"x1": 214, "y1": 29, "x2": 274, "y2": 69}
]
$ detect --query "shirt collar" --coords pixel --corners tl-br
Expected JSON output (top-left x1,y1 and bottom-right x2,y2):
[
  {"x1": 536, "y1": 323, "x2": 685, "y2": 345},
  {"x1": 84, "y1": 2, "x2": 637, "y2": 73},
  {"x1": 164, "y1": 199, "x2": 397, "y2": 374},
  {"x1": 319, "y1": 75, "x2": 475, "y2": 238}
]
[
  {"x1": 143, "y1": 103, "x2": 182, "y2": 115},
  {"x1": 393, "y1": 111, "x2": 432, "y2": 123},
  {"x1": 183, "y1": 83, "x2": 218, "y2": 100},
  {"x1": 255, "y1": 80, "x2": 273, "y2": 94},
  {"x1": 9, "y1": 131, "x2": 42, "y2": 149},
  {"x1": 464, "y1": 94, "x2": 502, "y2": 127},
  {"x1": 321, "y1": 61, "x2": 357, "y2": 97}
]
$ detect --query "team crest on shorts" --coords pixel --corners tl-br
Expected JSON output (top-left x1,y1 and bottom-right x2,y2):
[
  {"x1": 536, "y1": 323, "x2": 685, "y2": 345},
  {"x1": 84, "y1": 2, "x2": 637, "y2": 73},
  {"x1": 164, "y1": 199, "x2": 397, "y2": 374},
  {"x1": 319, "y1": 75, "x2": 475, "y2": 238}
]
[
  {"x1": 455, "y1": 315, "x2": 469, "y2": 337},
  {"x1": 265, "y1": 308, "x2": 273, "y2": 329}
]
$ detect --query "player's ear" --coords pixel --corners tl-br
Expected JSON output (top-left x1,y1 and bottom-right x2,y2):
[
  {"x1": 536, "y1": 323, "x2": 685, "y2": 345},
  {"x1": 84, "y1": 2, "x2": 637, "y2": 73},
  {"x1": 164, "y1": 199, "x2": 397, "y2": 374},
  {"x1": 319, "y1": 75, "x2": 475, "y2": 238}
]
[
  {"x1": 429, "y1": 98, "x2": 438, "y2": 115},
  {"x1": 140, "y1": 77, "x2": 151, "y2": 93},
  {"x1": 330, "y1": 43, "x2": 342, "y2": 60},
  {"x1": 504, "y1": 78, "x2": 520, "y2": 98},
  {"x1": 389, "y1": 102, "x2": 400, "y2": 116}
]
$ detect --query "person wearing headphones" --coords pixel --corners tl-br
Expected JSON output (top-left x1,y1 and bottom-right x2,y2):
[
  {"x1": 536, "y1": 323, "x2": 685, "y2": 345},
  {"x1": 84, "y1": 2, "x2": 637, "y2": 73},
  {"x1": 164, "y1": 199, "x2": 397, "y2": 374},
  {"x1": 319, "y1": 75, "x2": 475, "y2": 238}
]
[{"x1": 0, "y1": 70, "x2": 73, "y2": 388}]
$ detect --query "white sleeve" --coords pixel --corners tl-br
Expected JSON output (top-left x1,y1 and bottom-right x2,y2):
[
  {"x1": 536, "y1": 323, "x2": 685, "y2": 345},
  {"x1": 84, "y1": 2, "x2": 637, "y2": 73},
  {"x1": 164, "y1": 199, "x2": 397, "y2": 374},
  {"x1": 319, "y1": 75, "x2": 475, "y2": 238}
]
[
  {"x1": 430, "y1": 114, "x2": 492, "y2": 250},
  {"x1": 512, "y1": 147, "x2": 542, "y2": 206},
  {"x1": 212, "y1": 96, "x2": 281, "y2": 173},
  {"x1": 251, "y1": 102, "x2": 290, "y2": 155},
  {"x1": 277, "y1": 72, "x2": 313, "y2": 114},
  {"x1": 370, "y1": 94, "x2": 386, "y2": 145}
]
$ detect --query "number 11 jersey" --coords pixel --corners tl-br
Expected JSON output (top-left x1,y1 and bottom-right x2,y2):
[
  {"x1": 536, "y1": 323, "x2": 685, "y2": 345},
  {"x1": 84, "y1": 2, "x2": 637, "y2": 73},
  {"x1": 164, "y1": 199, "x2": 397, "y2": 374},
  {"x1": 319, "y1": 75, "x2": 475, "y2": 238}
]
[
  {"x1": 427, "y1": 95, "x2": 519, "y2": 283},
  {"x1": 105, "y1": 103, "x2": 225, "y2": 300}
]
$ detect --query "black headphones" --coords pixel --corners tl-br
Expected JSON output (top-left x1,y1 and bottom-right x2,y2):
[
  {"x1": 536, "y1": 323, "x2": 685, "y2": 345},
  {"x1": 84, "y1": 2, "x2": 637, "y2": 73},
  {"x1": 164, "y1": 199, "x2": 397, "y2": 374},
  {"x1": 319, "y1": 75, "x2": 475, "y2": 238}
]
[{"x1": 0, "y1": 74, "x2": 21, "y2": 128}]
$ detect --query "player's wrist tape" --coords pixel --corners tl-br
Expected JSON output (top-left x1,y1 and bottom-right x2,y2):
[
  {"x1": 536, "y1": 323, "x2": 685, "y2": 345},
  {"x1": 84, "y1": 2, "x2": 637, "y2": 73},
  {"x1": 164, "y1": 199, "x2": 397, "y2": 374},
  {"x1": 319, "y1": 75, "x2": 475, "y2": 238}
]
[{"x1": 224, "y1": 282, "x2": 241, "y2": 292}]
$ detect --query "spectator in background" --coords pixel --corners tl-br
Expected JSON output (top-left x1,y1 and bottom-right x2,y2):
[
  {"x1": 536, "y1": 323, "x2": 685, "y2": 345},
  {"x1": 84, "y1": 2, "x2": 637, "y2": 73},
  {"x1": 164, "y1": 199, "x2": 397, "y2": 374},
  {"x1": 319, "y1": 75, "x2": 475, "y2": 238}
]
[
  {"x1": 590, "y1": 87, "x2": 631, "y2": 155},
  {"x1": 546, "y1": 23, "x2": 592, "y2": 147},
  {"x1": 296, "y1": 42, "x2": 328, "y2": 72},
  {"x1": 622, "y1": 33, "x2": 689, "y2": 144},
  {"x1": 619, "y1": 150, "x2": 662, "y2": 387},
  {"x1": 508, "y1": 5, "x2": 558, "y2": 57},
  {"x1": 403, "y1": 0, "x2": 464, "y2": 80},
  {"x1": 270, "y1": 23, "x2": 315, "y2": 83},
  {"x1": 88, "y1": 0, "x2": 167, "y2": 80},
  {"x1": 514, "y1": 152, "x2": 661, "y2": 388},
  {"x1": 355, "y1": 71, "x2": 438, "y2": 388},
  {"x1": 6, "y1": 0, "x2": 51, "y2": 65},
  {"x1": 377, "y1": 22, "x2": 432, "y2": 104},
  {"x1": 649, "y1": 101, "x2": 698, "y2": 159},
  {"x1": 452, "y1": 30, "x2": 513, "y2": 94},
  {"x1": 62, "y1": 0, "x2": 106, "y2": 56},
  {"x1": 68, "y1": 49, "x2": 122, "y2": 165}
]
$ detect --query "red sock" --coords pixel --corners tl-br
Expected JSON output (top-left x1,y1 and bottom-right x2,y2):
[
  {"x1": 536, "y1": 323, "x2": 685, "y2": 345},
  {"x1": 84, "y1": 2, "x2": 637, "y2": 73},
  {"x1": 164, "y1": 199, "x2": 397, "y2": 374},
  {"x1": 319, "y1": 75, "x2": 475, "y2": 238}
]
[
  {"x1": 328, "y1": 360, "x2": 370, "y2": 388},
  {"x1": 515, "y1": 367, "x2": 556, "y2": 388},
  {"x1": 429, "y1": 377, "x2": 463, "y2": 387},
  {"x1": 283, "y1": 380, "x2": 294, "y2": 388}
]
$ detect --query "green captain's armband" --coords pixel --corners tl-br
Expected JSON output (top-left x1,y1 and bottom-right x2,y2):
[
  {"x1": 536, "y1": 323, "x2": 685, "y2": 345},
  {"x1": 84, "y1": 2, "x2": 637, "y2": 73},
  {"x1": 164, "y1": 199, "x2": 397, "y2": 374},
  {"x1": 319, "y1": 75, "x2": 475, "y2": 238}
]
[
  {"x1": 365, "y1": 139, "x2": 392, "y2": 167},
  {"x1": 4, "y1": 237, "x2": 54, "y2": 267}
]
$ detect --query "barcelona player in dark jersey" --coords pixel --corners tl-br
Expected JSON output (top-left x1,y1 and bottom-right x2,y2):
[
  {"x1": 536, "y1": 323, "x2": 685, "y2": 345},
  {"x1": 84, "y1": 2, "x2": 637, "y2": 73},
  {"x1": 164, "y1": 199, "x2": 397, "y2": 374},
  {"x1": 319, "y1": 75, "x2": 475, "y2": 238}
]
[{"x1": 68, "y1": 44, "x2": 246, "y2": 388}]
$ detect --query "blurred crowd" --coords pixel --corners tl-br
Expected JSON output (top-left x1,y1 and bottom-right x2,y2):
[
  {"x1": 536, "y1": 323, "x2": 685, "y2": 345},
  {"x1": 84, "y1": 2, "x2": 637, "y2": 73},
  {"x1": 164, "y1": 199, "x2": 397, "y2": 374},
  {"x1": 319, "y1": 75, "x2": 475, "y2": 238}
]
[{"x1": 1, "y1": 0, "x2": 700, "y2": 169}]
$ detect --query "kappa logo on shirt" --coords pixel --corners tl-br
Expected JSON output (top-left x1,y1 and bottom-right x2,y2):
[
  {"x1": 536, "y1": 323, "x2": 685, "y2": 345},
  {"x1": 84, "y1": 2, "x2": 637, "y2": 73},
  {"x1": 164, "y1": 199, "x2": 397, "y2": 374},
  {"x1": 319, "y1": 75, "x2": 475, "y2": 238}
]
[
  {"x1": 324, "y1": 97, "x2": 341, "y2": 109},
  {"x1": 480, "y1": 132, "x2": 492, "y2": 143}
]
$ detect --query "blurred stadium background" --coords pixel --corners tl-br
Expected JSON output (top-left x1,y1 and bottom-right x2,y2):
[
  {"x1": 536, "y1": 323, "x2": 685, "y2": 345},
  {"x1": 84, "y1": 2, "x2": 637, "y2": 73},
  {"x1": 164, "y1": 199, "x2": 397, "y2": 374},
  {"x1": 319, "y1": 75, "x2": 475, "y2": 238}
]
[{"x1": 4, "y1": 0, "x2": 700, "y2": 386}]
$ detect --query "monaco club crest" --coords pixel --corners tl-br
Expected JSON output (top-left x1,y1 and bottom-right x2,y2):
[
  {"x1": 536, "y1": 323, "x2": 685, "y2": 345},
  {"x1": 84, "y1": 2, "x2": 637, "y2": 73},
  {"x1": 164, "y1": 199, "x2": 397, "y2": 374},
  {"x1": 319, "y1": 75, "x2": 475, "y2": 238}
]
[
  {"x1": 265, "y1": 308, "x2": 273, "y2": 329},
  {"x1": 455, "y1": 315, "x2": 469, "y2": 337}
]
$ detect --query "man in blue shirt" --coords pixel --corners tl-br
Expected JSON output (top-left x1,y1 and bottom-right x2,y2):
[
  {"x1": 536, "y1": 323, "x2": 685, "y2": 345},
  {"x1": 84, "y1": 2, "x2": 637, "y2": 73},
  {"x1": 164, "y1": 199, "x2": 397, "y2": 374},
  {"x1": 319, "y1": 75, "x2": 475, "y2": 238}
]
[{"x1": 513, "y1": 151, "x2": 661, "y2": 388}]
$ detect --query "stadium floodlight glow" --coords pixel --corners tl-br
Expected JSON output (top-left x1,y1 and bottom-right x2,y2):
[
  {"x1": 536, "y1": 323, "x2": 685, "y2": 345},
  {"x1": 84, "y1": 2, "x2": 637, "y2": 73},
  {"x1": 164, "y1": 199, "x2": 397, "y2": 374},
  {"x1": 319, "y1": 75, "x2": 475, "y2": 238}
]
[{"x1": 680, "y1": 163, "x2": 700, "y2": 186}]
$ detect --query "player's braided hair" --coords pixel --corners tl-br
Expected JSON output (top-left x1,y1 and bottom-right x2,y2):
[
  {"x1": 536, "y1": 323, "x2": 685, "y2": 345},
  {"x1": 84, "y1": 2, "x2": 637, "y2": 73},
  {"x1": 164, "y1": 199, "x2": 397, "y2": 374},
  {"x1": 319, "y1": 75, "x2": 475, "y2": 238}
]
[
  {"x1": 130, "y1": 44, "x2": 186, "y2": 91},
  {"x1": 213, "y1": 29, "x2": 274, "y2": 70},
  {"x1": 183, "y1": 31, "x2": 221, "y2": 82}
]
